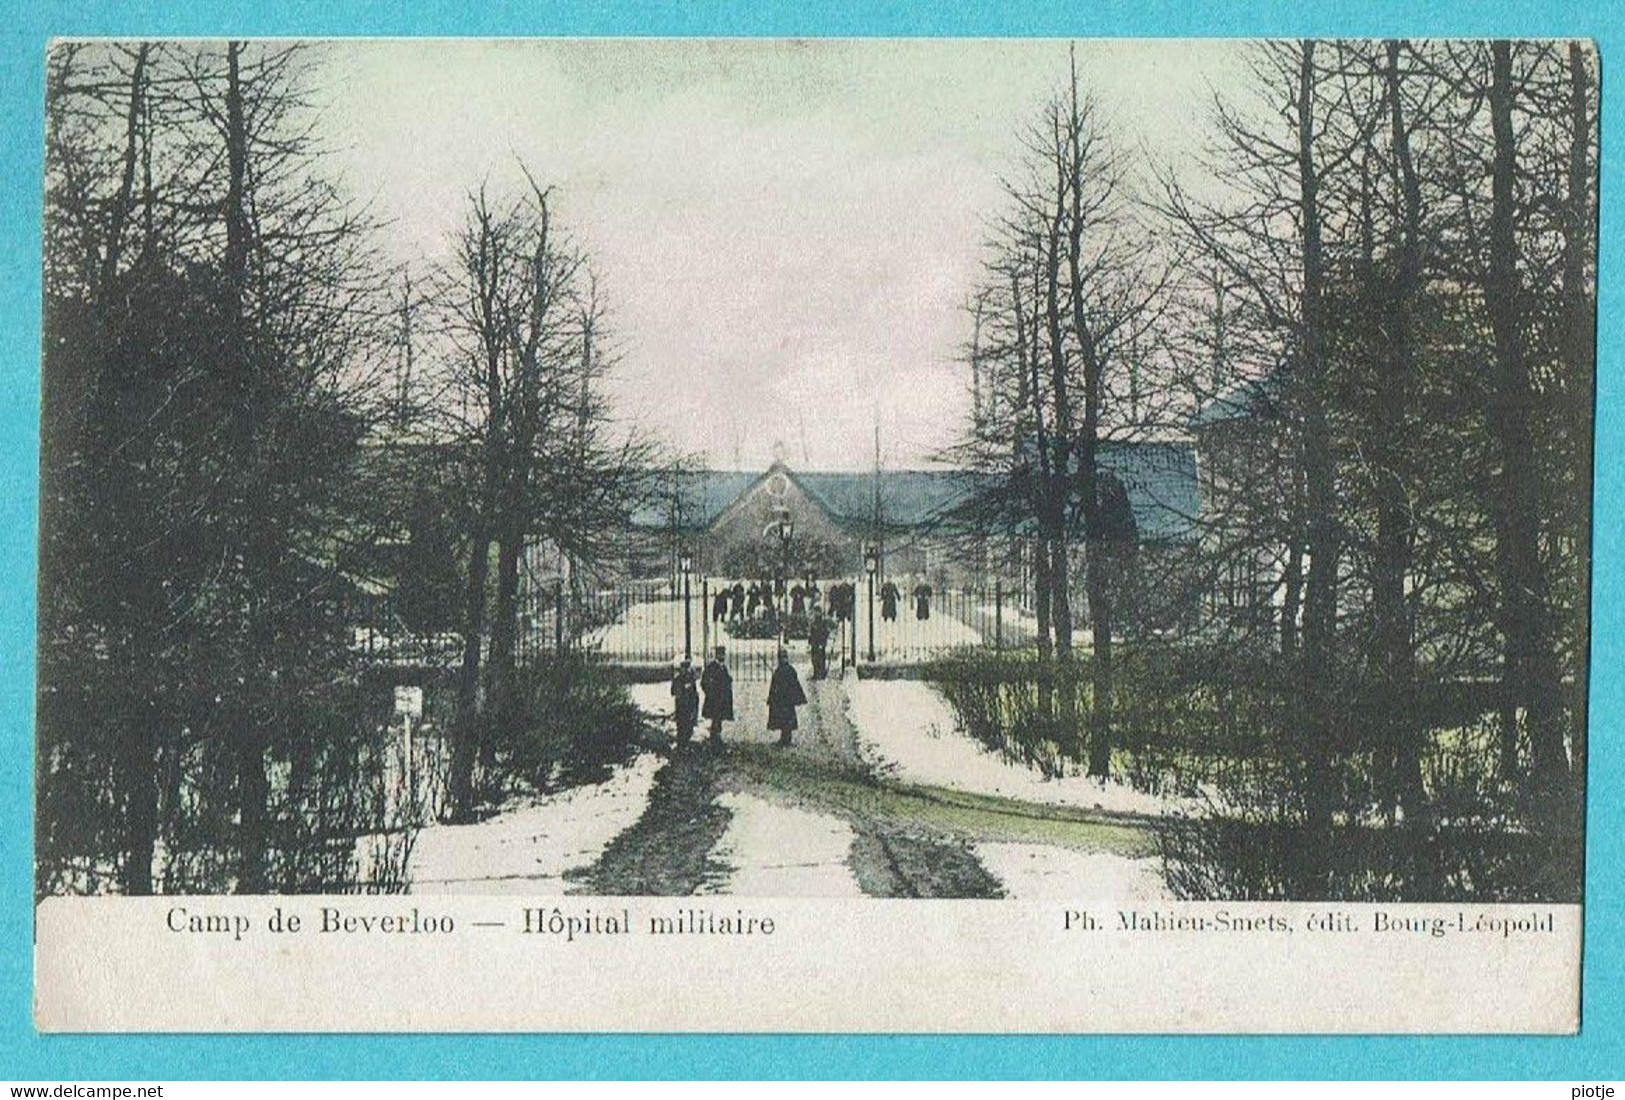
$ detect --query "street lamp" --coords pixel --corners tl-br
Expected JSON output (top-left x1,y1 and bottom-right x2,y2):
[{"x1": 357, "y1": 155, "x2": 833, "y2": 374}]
[
  {"x1": 864, "y1": 543, "x2": 879, "y2": 663},
  {"x1": 680, "y1": 548, "x2": 694, "y2": 661},
  {"x1": 777, "y1": 517, "x2": 794, "y2": 639}
]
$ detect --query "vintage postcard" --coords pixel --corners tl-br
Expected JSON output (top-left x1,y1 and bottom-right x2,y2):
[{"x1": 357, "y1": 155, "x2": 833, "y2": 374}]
[{"x1": 34, "y1": 37, "x2": 1593, "y2": 1032}]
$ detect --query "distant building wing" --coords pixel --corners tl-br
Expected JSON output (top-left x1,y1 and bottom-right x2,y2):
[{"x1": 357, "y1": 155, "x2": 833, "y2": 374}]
[
  {"x1": 629, "y1": 449, "x2": 1198, "y2": 543},
  {"x1": 1190, "y1": 372, "x2": 1285, "y2": 428}
]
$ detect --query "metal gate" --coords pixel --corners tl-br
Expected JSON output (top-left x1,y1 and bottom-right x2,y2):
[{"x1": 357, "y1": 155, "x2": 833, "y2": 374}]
[{"x1": 522, "y1": 576, "x2": 1031, "y2": 677}]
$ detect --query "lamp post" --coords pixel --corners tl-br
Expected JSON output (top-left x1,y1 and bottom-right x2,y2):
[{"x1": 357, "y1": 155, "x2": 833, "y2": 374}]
[
  {"x1": 680, "y1": 548, "x2": 693, "y2": 662},
  {"x1": 777, "y1": 515, "x2": 794, "y2": 644},
  {"x1": 864, "y1": 543, "x2": 879, "y2": 663}
]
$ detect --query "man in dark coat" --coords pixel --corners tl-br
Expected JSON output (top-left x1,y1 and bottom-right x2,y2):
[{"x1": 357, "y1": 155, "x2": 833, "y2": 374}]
[
  {"x1": 790, "y1": 583, "x2": 806, "y2": 616},
  {"x1": 729, "y1": 582, "x2": 746, "y2": 621},
  {"x1": 831, "y1": 581, "x2": 853, "y2": 622},
  {"x1": 670, "y1": 658, "x2": 699, "y2": 745},
  {"x1": 766, "y1": 649, "x2": 807, "y2": 747},
  {"x1": 880, "y1": 580, "x2": 900, "y2": 622},
  {"x1": 913, "y1": 582, "x2": 933, "y2": 621},
  {"x1": 746, "y1": 582, "x2": 762, "y2": 619},
  {"x1": 700, "y1": 645, "x2": 735, "y2": 745},
  {"x1": 808, "y1": 611, "x2": 832, "y2": 680},
  {"x1": 711, "y1": 588, "x2": 729, "y2": 623}
]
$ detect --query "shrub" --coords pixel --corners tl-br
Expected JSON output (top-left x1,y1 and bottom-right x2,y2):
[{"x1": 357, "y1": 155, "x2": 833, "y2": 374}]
[
  {"x1": 724, "y1": 611, "x2": 813, "y2": 640},
  {"x1": 484, "y1": 655, "x2": 656, "y2": 796}
]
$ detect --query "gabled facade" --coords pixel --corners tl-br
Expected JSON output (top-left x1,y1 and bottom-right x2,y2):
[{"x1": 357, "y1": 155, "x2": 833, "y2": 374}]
[{"x1": 625, "y1": 444, "x2": 1202, "y2": 598}]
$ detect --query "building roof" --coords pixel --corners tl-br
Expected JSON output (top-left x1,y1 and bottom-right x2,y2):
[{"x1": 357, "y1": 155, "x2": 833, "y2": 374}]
[
  {"x1": 1100, "y1": 441, "x2": 1198, "y2": 542},
  {"x1": 1190, "y1": 372, "x2": 1284, "y2": 428},
  {"x1": 795, "y1": 469, "x2": 970, "y2": 527},
  {"x1": 636, "y1": 442, "x2": 1198, "y2": 542}
]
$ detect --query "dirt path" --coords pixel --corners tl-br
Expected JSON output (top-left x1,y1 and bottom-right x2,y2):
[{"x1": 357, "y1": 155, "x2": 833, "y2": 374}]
[
  {"x1": 733, "y1": 675, "x2": 1005, "y2": 898},
  {"x1": 568, "y1": 668, "x2": 1155, "y2": 898},
  {"x1": 564, "y1": 748, "x2": 733, "y2": 895}
]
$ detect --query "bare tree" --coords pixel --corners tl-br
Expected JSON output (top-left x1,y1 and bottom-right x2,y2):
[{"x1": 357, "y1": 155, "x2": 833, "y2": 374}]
[{"x1": 433, "y1": 177, "x2": 656, "y2": 821}]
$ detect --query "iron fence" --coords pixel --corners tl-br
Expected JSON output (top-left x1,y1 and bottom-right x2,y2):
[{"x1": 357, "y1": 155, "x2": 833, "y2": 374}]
[{"x1": 351, "y1": 575, "x2": 1033, "y2": 681}]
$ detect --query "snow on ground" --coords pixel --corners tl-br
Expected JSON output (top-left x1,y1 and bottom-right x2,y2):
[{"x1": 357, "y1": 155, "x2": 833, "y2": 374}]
[
  {"x1": 627, "y1": 680, "x2": 677, "y2": 733},
  {"x1": 588, "y1": 600, "x2": 800, "y2": 667},
  {"x1": 973, "y1": 603, "x2": 1097, "y2": 647},
  {"x1": 981, "y1": 601, "x2": 1038, "y2": 634},
  {"x1": 976, "y1": 841, "x2": 1171, "y2": 900},
  {"x1": 847, "y1": 679, "x2": 1188, "y2": 817},
  {"x1": 866, "y1": 608, "x2": 983, "y2": 657},
  {"x1": 407, "y1": 753, "x2": 663, "y2": 894},
  {"x1": 701, "y1": 791, "x2": 864, "y2": 897},
  {"x1": 588, "y1": 599, "x2": 682, "y2": 661}
]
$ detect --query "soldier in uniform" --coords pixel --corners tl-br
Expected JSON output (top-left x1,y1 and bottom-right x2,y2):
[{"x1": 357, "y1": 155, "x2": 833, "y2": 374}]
[
  {"x1": 808, "y1": 611, "x2": 832, "y2": 680},
  {"x1": 880, "y1": 579, "x2": 901, "y2": 622},
  {"x1": 670, "y1": 657, "x2": 700, "y2": 746},
  {"x1": 767, "y1": 649, "x2": 808, "y2": 747},
  {"x1": 700, "y1": 645, "x2": 735, "y2": 746}
]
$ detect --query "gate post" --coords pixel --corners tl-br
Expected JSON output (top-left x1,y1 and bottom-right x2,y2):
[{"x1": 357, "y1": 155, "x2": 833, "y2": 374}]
[
  {"x1": 682, "y1": 568, "x2": 693, "y2": 662},
  {"x1": 994, "y1": 579, "x2": 1003, "y2": 652},
  {"x1": 867, "y1": 571, "x2": 876, "y2": 663},
  {"x1": 849, "y1": 579, "x2": 858, "y2": 670},
  {"x1": 554, "y1": 580, "x2": 565, "y2": 654}
]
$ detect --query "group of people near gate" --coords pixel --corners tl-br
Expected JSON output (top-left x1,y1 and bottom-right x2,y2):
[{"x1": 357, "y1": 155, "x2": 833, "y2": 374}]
[
  {"x1": 668, "y1": 570, "x2": 948, "y2": 751},
  {"x1": 667, "y1": 645, "x2": 808, "y2": 749},
  {"x1": 710, "y1": 578, "x2": 860, "y2": 623}
]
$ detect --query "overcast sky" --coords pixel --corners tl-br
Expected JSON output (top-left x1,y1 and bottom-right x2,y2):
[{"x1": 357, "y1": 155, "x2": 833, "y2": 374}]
[{"x1": 321, "y1": 39, "x2": 1247, "y2": 471}]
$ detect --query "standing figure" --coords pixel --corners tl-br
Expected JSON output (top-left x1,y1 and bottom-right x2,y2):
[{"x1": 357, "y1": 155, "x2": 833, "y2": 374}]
[
  {"x1": 670, "y1": 657, "x2": 699, "y2": 745},
  {"x1": 832, "y1": 581, "x2": 853, "y2": 622},
  {"x1": 729, "y1": 581, "x2": 746, "y2": 621},
  {"x1": 790, "y1": 583, "x2": 807, "y2": 616},
  {"x1": 746, "y1": 581, "x2": 762, "y2": 619},
  {"x1": 808, "y1": 612, "x2": 832, "y2": 680},
  {"x1": 914, "y1": 582, "x2": 933, "y2": 621},
  {"x1": 711, "y1": 587, "x2": 729, "y2": 624},
  {"x1": 701, "y1": 645, "x2": 735, "y2": 745},
  {"x1": 767, "y1": 649, "x2": 808, "y2": 747},
  {"x1": 880, "y1": 579, "x2": 900, "y2": 622}
]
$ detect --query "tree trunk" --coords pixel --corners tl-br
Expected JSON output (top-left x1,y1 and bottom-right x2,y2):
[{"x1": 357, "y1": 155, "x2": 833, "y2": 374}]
[
  {"x1": 1485, "y1": 41, "x2": 1567, "y2": 790},
  {"x1": 1376, "y1": 39, "x2": 1424, "y2": 818},
  {"x1": 1063, "y1": 68, "x2": 1116, "y2": 779},
  {"x1": 484, "y1": 517, "x2": 523, "y2": 776},
  {"x1": 1559, "y1": 42, "x2": 1593, "y2": 792},
  {"x1": 1294, "y1": 40, "x2": 1338, "y2": 836},
  {"x1": 1040, "y1": 198, "x2": 1077, "y2": 757},
  {"x1": 93, "y1": 46, "x2": 162, "y2": 894},
  {"x1": 1280, "y1": 503, "x2": 1303, "y2": 661},
  {"x1": 116, "y1": 611, "x2": 162, "y2": 894},
  {"x1": 221, "y1": 41, "x2": 272, "y2": 894},
  {"x1": 1018, "y1": 267, "x2": 1056, "y2": 722},
  {"x1": 448, "y1": 525, "x2": 492, "y2": 821}
]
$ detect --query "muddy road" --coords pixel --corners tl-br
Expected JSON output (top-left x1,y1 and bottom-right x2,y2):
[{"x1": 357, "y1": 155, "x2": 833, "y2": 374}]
[{"x1": 563, "y1": 673, "x2": 1159, "y2": 899}]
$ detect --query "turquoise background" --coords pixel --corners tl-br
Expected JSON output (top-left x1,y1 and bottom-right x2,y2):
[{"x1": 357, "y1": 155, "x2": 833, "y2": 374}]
[{"x1": 2, "y1": 0, "x2": 1620, "y2": 1080}]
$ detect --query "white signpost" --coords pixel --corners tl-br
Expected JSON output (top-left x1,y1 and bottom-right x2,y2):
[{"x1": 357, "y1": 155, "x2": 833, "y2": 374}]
[{"x1": 392, "y1": 686, "x2": 424, "y2": 809}]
